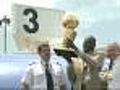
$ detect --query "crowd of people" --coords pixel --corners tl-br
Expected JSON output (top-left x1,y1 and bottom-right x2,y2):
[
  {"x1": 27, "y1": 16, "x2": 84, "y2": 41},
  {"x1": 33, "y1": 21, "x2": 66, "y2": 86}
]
[{"x1": 20, "y1": 13, "x2": 120, "y2": 90}]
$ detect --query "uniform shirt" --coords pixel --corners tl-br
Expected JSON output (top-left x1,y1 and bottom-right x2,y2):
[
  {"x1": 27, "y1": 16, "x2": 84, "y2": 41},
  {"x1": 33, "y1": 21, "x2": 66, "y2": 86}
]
[
  {"x1": 21, "y1": 56, "x2": 65, "y2": 90},
  {"x1": 99, "y1": 57, "x2": 112, "y2": 80},
  {"x1": 108, "y1": 56, "x2": 120, "y2": 90},
  {"x1": 101, "y1": 57, "x2": 111, "y2": 72}
]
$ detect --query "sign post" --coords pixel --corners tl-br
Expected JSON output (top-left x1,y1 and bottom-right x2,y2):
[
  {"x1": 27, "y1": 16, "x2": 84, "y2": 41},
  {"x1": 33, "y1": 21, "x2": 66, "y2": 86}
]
[{"x1": 0, "y1": 15, "x2": 10, "y2": 54}]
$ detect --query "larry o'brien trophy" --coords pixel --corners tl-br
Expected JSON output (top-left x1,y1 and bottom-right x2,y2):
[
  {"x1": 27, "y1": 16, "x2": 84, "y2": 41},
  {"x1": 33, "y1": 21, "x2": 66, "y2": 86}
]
[
  {"x1": 54, "y1": 13, "x2": 99, "y2": 65},
  {"x1": 54, "y1": 13, "x2": 79, "y2": 62}
]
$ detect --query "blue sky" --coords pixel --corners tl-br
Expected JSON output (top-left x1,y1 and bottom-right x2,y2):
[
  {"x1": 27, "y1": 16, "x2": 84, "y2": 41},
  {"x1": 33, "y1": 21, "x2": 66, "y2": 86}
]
[{"x1": 0, "y1": 0, "x2": 120, "y2": 53}]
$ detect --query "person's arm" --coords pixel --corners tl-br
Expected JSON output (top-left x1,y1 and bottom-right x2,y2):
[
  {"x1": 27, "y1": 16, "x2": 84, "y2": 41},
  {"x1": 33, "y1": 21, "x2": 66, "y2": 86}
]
[
  {"x1": 69, "y1": 40, "x2": 96, "y2": 66},
  {"x1": 67, "y1": 63, "x2": 76, "y2": 85},
  {"x1": 21, "y1": 82, "x2": 29, "y2": 90},
  {"x1": 21, "y1": 66, "x2": 32, "y2": 90},
  {"x1": 59, "y1": 68, "x2": 66, "y2": 90}
]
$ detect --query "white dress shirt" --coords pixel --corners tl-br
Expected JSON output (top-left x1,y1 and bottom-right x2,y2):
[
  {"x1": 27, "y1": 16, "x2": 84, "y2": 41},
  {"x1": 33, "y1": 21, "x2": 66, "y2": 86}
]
[{"x1": 21, "y1": 56, "x2": 65, "y2": 90}]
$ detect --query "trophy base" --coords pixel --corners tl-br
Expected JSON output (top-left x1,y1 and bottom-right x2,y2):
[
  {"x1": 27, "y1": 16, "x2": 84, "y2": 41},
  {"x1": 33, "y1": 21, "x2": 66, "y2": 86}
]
[{"x1": 54, "y1": 48, "x2": 78, "y2": 63}]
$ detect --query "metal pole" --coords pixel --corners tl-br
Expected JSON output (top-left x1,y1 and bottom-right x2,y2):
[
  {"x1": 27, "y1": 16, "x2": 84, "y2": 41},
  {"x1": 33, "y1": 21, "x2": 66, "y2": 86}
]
[
  {"x1": 1, "y1": 15, "x2": 10, "y2": 54},
  {"x1": 4, "y1": 22, "x2": 7, "y2": 54}
]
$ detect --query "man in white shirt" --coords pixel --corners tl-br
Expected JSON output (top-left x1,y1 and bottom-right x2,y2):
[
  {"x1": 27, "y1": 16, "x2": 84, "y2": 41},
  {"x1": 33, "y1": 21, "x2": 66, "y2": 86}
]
[
  {"x1": 105, "y1": 43, "x2": 120, "y2": 90},
  {"x1": 21, "y1": 42, "x2": 65, "y2": 90}
]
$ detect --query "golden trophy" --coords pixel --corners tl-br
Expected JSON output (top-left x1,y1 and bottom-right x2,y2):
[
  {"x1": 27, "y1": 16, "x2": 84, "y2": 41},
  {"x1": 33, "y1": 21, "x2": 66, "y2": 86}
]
[
  {"x1": 61, "y1": 13, "x2": 79, "y2": 48},
  {"x1": 54, "y1": 13, "x2": 79, "y2": 62}
]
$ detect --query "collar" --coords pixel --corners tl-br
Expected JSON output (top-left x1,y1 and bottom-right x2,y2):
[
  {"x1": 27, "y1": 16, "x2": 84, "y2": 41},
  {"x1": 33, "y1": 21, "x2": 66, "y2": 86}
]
[{"x1": 39, "y1": 56, "x2": 52, "y2": 69}]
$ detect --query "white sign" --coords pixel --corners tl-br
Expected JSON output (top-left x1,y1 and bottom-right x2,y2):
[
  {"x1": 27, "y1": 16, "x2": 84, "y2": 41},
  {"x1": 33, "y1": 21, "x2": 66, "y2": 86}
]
[{"x1": 12, "y1": 4, "x2": 65, "y2": 52}]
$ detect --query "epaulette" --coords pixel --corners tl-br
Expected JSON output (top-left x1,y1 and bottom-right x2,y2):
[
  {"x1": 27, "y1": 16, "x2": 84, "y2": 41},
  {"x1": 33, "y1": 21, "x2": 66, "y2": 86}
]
[{"x1": 28, "y1": 61, "x2": 37, "y2": 66}]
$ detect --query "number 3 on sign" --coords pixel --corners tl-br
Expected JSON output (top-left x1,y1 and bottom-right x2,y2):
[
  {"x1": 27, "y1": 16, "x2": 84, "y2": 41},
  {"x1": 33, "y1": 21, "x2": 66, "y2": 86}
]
[{"x1": 23, "y1": 8, "x2": 39, "y2": 33}]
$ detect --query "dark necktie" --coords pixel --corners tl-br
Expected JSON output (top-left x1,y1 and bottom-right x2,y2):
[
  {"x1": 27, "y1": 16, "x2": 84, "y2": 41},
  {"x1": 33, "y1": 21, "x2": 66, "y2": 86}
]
[{"x1": 45, "y1": 64, "x2": 54, "y2": 90}]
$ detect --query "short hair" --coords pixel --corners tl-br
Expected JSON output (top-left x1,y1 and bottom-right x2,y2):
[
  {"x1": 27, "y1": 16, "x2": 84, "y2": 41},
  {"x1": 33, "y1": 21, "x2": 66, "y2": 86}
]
[
  {"x1": 106, "y1": 43, "x2": 120, "y2": 54},
  {"x1": 83, "y1": 35, "x2": 96, "y2": 53},
  {"x1": 37, "y1": 42, "x2": 50, "y2": 52},
  {"x1": 83, "y1": 35, "x2": 96, "y2": 47}
]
